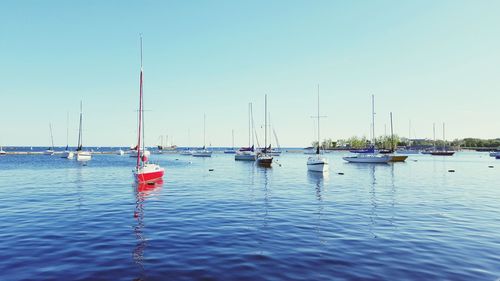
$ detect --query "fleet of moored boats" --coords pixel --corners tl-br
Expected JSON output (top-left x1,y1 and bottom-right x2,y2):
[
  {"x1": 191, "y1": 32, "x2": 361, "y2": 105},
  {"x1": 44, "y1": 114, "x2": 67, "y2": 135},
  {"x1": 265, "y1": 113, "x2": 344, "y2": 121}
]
[{"x1": 1, "y1": 36, "x2": 498, "y2": 183}]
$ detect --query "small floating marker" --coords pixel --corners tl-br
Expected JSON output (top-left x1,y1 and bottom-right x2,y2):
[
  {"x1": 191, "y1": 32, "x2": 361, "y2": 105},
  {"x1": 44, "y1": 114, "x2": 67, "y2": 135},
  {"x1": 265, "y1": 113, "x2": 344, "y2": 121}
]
[
  {"x1": 413, "y1": 160, "x2": 418, "y2": 162},
  {"x1": 175, "y1": 158, "x2": 179, "y2": 160},
  {"x1": 448, "y1": 169, "x2": 455, "y2": 173},
  {"x1": 488, "y1": 166, "x2": 494, "y2": 168},
  {"x1": 209, "y1": 169, "x2": 214, "y2": 172},
  {"x1": 338, "y1": 172, "x2": 344, "y2": 175}
]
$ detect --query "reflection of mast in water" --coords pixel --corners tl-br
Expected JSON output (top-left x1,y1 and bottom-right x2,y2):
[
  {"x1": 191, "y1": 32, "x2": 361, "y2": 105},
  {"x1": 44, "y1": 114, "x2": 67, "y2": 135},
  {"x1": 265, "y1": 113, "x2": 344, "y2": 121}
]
[
  {"x1": 389, "y1": 164, "x2": 396, "y2": 228},
  {"x1": 307, "y1": 171, "x2": 329, "y2": 246},
  {"x1": 369, "y1": 165, "x2": 378, "y2": 238},
  {"x1": 255, "y1": 168, "x2": 270, "y2": 255},
  {"x1": 133, "y1": 180, "x2": 163, "y2": 279}
]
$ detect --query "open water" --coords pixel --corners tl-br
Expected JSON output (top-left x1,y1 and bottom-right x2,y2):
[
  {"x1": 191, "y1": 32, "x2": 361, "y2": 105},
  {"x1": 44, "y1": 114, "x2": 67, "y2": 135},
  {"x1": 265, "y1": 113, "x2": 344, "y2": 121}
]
[{"x1": 0, "y1": 151, "x2": 499, "y2": 280}]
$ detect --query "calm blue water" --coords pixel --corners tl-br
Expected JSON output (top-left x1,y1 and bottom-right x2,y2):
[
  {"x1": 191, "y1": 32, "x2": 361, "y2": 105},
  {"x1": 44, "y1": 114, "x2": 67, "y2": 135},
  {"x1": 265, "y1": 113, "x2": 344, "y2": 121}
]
[{"x1": 0, "y1": 152, "x2": 499, "y2": 280}]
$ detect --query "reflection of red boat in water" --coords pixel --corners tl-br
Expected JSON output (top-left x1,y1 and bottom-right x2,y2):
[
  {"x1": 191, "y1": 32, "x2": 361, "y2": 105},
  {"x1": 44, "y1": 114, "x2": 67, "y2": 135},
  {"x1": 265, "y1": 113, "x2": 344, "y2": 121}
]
[{"x1": 137, "y1": 179, "x2": 164, "y2": 194}]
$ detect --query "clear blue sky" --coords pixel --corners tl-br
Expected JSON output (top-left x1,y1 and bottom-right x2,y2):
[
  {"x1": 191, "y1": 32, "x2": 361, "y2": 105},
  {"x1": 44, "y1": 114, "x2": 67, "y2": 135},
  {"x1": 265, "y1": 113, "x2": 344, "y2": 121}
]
[{"x1": 1, "y1": 1, "x2": 499, "y2": 147}]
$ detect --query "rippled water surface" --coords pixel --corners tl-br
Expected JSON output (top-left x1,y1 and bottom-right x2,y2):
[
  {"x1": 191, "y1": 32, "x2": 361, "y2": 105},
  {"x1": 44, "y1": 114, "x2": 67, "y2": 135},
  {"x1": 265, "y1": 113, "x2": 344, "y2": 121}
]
[{"x1": 1, "y1": 152, "x2": 499, "y2": 280}]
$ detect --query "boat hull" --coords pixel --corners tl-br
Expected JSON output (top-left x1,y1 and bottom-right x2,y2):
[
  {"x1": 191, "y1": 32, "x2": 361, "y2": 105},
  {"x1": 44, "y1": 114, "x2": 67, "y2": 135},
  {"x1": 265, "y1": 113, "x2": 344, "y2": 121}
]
[
  {"x1": 192, "y1": 151, "x2": 212, "y2": 157},
  {"x1": 235, "y1": 153, "x2": 256, "y2": 161},
  {"x1": 307, "y1": 157, "x2": 329, "y2": 172},
  {"x1": 76, "y1": 151, "x2": 92, "y2": 161},
  {"x1": 389, "y1": 155, "x2": 408, "y2": 162},
  {"x1": 134, "y1": 165, "x2": 165, "y2": 183},
  {"x1": 343, "y1": 155, "x2": 391, "y2": 163},
  {"x1": 61, "y1": 151, "x2": 74, "y2": 159},
  {"x1": 431, "y1": 151, "x2": 455, "y2": 156},
  {"x1": 256, "y1": 155, "x2": 273, "y2": 166}
]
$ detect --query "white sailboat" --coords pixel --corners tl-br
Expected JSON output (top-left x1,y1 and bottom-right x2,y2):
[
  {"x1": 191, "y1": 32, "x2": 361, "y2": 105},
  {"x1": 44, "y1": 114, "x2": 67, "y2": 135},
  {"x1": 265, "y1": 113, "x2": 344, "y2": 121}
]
[
  {"x1": 307, "y1": 85, "x2": 329, "y2": 172},
  {"x1": 0, "y1": 146, "x2": 6, "y2": 155},
  {"x1": 76, "y1": 101, "x2": 92, "y2": 162},
  {"x1": 343, "y1": 95, "x2": 391, "y2": 163},
  {"x1": 224, "y1": 129, "x2": 237, "y2": 154},
  {"x1": 256, "y1": 95, "x2": 273, "y2": 166},
  {"x1": 235, "y1": 103, "x2": 257, "y2": 161},
  {"x1": 192, "y1": 114, "x2": 212, "y2": 157},
  {"x1": 44, "y1": 123, "x2": 55, "y2": 155},
  {"x1": 269, "y1": 114, "x2": 282, "y2": 156},
  {"x1": 61, "y1": 112, "x2": 74, "y2": 159}
]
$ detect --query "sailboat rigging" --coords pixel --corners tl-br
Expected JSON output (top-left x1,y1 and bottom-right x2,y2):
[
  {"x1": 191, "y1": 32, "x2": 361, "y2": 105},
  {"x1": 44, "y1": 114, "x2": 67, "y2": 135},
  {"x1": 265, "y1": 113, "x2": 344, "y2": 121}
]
[{"x1": 133, "y1": 35, "x2": 164, "y2": 182}]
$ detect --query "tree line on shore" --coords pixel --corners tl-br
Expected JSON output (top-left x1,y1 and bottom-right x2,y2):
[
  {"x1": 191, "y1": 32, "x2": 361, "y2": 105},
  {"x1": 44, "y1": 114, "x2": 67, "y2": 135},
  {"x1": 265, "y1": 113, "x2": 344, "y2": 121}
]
[{"x1": 312, "y1": 137, "x2": 500, "y2": 149}]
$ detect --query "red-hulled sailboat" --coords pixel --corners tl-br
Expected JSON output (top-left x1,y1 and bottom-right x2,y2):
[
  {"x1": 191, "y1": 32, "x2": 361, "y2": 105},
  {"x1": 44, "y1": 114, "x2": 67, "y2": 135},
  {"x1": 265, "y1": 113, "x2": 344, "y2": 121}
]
[{"x1": 133, "y1": 35, "x2": 164, "y2": 183}]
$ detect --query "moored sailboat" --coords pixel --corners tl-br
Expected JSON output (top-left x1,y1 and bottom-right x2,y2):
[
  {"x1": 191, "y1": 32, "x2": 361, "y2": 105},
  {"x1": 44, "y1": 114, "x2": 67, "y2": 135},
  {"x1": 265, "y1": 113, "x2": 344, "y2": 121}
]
[
  {"x1": 431, "y1": 123, "x2": 455, "y2": 156},
  {"x1": 44, "y1": 123, "x2": 55, "y2": 155},
  {"x1": 235, "y1": 103, "x2": 257, "y2": 161},
  {"x1": 307, "y1": 85, "x2": 329, "y2": 172},
  {"x1": 192, "y1": 114, "x2": 212, "y2": 157},
  {"x1": 343, "y1": 95, "x2": 391, "y2": 164},
  {"x1": 133, "y1": 35, "x2": 164, "y2": 183},
  {"x1": 61, "y1": 112, "x2": 74, "y2": 159},
  {"x1": 256, "y1": 94, "x2": 273, "y2": 167},
  {"x1": 224, "y1": 129, "x2": 237, "y2": 154},
  {"x1": 75, "y1": 101, "x2": 91, "y2": 162}
]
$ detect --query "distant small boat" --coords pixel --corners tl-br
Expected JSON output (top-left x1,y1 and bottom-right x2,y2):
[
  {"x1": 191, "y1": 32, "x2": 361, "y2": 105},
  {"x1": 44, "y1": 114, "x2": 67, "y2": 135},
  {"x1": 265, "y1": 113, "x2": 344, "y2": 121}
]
[
  {"x1": 61, "y1": 112, "x2": 73, "y2": 159},
  {"x1": 307, "y1": 85, "x2": 328, "y2": 172},
  {"x1": 0, "y1": 146, "x2": 6, "y2": 155},
  {"x1": 235, "y1": 148, "x2": 257, "y2": 161},
  {"x1": 224, "y1": 129, "x2": 237, "y2": 154},
  {"x1": 430, "y1": 151, "x2": 455, "y2": 156},
  {"x1": 117, "y1": 149, "x2": 124, "y2": 156},
  {"x1": 256, "y1": 94, "x2": 273, "y2": 167},
  {"x1": 349, "y1": 147, "x2": 375, "y2": 154},
  {"x1": 45, "y1": 123, "x2": 55, "y2": 155},
  {"x1": 344, "y1": 154, "x2": 391, "y2": 163},
  {"x1": 75, "y1": 101, "x2": 92, "y2": 162},
  {"x1": 396, "y1": 149, "x2": 420, "y2": 154},
  {"x1": 193, "y1": 114, "x2": 212, "y2": 157},
  {"x1": 430, "y1": 123, "x2": 454, "y2": 156},
  {"x1": 179, "y1": 149, "x2": 193, "y2": 156},
  {"x1": 489, "y1": 152, "x2": 500, "y2": 157},
  {"x1": 343, "y1": 95, "x2": 391, "y2": 164},
  {"x1": 304, "y1": 147, "x2": 317, "y2": 154},
  {"x1": 192, "y1": 147, "x2": 212, "y2": 157},
  {"x1": 389, "y1": 155, "x2": 408, "y2": 162},
  {"x1": 129, "y1": 148, "x2": 150, "y2": 158},
  {"x1": 61, "y1": 150, "x2": 74, "y2": 159},
  {"x1": 235, "y1": 103, "x2": 257, "y2": 161}
]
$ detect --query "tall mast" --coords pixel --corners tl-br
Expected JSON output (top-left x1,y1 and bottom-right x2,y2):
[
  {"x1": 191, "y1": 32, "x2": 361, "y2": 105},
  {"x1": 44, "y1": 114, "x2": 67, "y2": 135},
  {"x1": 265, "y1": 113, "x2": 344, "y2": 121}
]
[
  {"x1": 77, "y1": 101, "x2": 83, "y2": 151},
  {"x1": 250, "y1": 103, "x2": 255, "y2": 148},
  {"x1": 371, "y1": 94, "x2": 375, "y2": 147},
  {"x1": 203, "y1": 114, "x2": 206, "y2": 148},
  {"x1": 317, "y1": 85, "x2": 320, "y2": 154},
  {"x1": 66, "y1": 112, "x2": 69, "y2": 150},
  {"x1": 136, "y1": 34, "x2": 144, "y2": 169},
  {"x1": 232, "y1": 129, "x2": 234, "y2": 149},
  {"x1": 264, "y1": 94, "x2": 267, "y2": 153},
  {"x1": 49, "y1": 123, "x2": 54, "y2": 150},
  {"x1": 248, "y1": 103, "x2": 251, "y2": 147},
  {"x1": 390, "y1": 112, "x2": 394, "y2": 152},
  {"x1": 442, "y1": 123, "x2": 445, "y2": 150},
  {"x1": 408, "y1": 119, "x2": 411, "y2": 146},
  {"x1": 433, "y1": 123, "x2": 436, "y2": 150}
]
